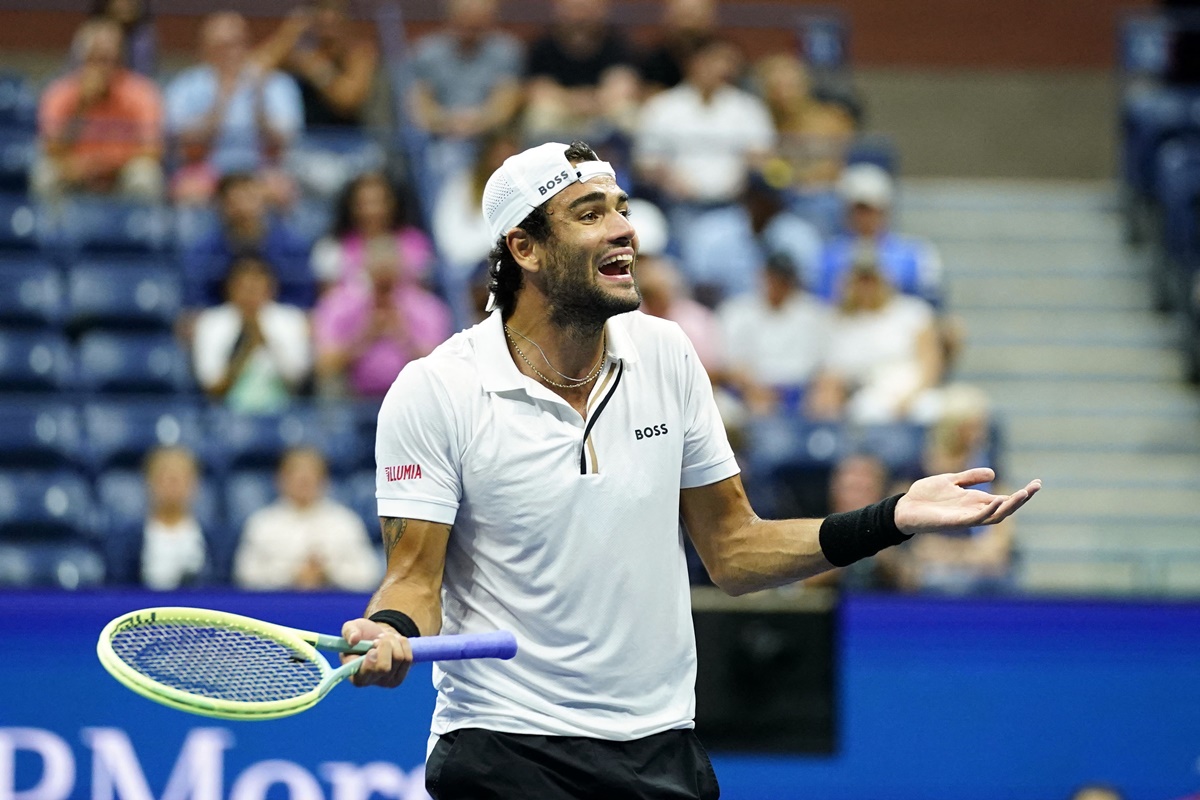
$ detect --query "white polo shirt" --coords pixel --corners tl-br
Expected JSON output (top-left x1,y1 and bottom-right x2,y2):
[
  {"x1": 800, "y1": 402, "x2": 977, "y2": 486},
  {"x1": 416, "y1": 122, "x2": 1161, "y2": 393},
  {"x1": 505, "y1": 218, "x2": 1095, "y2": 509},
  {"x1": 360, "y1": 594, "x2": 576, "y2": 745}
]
[{"x1": 375, "y1": 309, "x2": 739, "y2": 740}]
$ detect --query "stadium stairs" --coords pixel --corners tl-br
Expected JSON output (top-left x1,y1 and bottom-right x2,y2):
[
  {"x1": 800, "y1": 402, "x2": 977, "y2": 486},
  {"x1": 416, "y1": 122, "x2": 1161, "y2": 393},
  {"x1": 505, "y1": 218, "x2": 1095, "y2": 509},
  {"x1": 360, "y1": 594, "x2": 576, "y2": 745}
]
[{"x1": 901, "y1": 179, "x2": 1200, "y2": 595}]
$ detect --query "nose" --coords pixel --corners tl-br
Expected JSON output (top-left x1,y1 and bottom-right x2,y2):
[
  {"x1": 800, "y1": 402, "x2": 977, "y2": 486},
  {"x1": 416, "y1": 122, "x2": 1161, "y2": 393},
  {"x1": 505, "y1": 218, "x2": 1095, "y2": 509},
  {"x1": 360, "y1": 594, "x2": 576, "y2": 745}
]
[{"x1": 608, "y1": 208, "x2": 636, "y2": 244}]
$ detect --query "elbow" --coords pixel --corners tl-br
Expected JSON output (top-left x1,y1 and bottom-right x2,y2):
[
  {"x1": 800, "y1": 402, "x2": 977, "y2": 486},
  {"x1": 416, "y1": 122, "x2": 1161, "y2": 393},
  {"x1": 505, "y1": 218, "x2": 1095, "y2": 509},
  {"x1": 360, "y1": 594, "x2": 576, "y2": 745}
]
[{"x1": 705, "y1": 564, "x2": 755, "y2": 597}]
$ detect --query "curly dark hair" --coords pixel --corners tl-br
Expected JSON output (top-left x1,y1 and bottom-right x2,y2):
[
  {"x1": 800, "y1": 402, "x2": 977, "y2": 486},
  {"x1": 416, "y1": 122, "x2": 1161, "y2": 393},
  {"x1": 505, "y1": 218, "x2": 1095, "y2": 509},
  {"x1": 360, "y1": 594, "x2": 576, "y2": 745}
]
[{"x1": 486, "y1": 141, "x2": 601, "y2": 317}]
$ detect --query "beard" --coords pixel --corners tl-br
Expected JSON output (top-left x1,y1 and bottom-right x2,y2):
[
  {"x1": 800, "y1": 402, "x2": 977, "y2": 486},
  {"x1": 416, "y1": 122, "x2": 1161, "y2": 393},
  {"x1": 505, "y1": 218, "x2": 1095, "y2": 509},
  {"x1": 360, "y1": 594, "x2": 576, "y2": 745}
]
[{"x1": 537, "y1": 237, "x2": 641, "y2": 334}]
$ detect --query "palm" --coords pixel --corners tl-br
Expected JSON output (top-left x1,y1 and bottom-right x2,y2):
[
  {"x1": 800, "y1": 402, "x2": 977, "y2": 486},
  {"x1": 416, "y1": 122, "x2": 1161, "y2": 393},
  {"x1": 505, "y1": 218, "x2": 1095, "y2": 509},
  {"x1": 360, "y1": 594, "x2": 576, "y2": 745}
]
[{"x1": 895, "y1": 468, "x2": 1041, "y2": 536}]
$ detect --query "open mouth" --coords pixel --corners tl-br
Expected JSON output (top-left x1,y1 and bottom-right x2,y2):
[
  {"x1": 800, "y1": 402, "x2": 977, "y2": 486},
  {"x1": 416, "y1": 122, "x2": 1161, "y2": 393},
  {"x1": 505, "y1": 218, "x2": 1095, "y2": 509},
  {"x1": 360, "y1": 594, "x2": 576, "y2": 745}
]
[{"x1": 598, "y1": 252, "x2": 634, "y2": 278}]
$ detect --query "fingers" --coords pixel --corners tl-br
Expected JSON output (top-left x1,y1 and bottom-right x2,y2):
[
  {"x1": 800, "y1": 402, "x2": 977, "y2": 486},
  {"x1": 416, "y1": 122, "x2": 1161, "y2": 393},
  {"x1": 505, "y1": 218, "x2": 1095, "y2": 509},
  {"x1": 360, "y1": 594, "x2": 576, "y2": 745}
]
[
  {"x1": 951, "y1": 467, "x2": 996, "y2": 488},
  {"x1": 979, "y1": 479, "x2": 1042, "y2": 525},
  {"x1": 349, "y1": 628, "x2": 413, "y2": 688},
  {"x1": 341, "y1": 618, "x2": 376, "y2": 646}
]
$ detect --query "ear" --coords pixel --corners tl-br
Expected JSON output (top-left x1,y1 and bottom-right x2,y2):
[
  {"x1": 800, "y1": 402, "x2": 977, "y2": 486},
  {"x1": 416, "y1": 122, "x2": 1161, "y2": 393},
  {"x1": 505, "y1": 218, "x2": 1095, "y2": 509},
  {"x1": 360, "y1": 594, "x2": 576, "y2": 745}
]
[{"x1": 507, "y1": 229, "x2": 542, "y2": 274}]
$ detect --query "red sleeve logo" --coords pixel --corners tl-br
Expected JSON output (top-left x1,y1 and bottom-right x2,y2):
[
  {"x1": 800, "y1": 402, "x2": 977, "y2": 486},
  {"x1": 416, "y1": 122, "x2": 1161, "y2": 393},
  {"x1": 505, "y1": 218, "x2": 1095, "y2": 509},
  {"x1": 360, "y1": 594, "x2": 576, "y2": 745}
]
[{"x1": 384, "y1": 464, "x2": 423, "y2": 481}]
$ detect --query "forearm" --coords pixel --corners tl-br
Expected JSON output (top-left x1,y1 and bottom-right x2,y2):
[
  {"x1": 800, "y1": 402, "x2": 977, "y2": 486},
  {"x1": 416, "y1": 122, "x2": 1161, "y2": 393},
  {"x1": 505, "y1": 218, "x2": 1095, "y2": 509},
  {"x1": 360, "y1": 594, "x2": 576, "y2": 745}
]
[
  {"x1": 703, "y1": 516, "x2": 832, "y2": 595},
  {"x1": 362, "y1": 517, "x2": 448, "y2": 636},
  {"x1": 364, "y1": 575, "x2": 442, "y2": 636}
]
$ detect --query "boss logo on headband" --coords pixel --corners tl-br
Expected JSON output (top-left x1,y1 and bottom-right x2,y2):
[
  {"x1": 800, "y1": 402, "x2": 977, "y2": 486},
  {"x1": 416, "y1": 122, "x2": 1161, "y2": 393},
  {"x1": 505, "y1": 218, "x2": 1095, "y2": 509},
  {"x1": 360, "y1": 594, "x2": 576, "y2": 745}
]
[{"x1": 537, "y1": 169, "x2": 572, "y2": 196}]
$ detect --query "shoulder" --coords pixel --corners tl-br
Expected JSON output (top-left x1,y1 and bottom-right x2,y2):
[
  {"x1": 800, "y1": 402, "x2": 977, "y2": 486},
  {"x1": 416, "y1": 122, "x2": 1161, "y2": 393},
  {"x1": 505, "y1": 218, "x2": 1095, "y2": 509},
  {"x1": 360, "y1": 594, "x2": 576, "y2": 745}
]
[
  {"x1": 612, "y1": 309, "x2": 693, "y2": 358},
  {"x1": 381, "y1": 328, "x2": 482, "y2": 410},
  {"x1": 264, "y1": 302, "x2": 309, "y2": 326},
  {"x1": 891, "y1": 294, "x2": 935, "y2": 324},
  {"x1": 166, "y1": 66, "x2": 209, "y2": 93},
  {"x1": 119, "y1": 71, "x2": 161, "y2": 99},
  {"x1": 40, "y1": 74, "x2": 76, "y2": 104}
]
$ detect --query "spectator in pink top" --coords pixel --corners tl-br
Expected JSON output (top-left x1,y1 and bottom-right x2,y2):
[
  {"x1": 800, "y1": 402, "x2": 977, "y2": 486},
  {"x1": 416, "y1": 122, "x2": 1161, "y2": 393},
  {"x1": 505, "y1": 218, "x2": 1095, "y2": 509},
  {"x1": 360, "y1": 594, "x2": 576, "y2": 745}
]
[
  {"x1": 312, "y1": 236, "x2": 453, "y2": 396},
  {"x1": 310, "y1": 172, "x2": 434, "y2": 293}
]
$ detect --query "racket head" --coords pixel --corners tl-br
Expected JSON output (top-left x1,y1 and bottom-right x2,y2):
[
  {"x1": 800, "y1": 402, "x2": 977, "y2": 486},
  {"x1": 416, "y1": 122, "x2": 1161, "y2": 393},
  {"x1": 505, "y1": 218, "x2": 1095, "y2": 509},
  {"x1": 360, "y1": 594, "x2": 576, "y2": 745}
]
[{"x1": 97, "y1": 607, "x2": 340, "y2": 721}]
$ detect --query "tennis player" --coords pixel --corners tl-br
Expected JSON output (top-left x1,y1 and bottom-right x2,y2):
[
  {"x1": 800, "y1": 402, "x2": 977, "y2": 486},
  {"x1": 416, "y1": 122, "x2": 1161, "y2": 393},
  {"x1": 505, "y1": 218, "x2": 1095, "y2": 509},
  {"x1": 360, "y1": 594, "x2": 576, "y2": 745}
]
[{"x1": 342, "y1": 140, "x2": 1041, "y2": 799}]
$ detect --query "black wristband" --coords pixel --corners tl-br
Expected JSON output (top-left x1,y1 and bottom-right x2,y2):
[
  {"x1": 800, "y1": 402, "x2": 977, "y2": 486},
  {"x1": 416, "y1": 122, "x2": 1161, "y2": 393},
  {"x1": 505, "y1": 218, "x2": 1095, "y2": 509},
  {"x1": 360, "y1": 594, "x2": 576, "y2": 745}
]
[
  {"x1": 368, "y1": 609, "x2": 421, "y2": 639},
  {"x1": 818, "y1": 494, "x2": 912, "y2": 568}
]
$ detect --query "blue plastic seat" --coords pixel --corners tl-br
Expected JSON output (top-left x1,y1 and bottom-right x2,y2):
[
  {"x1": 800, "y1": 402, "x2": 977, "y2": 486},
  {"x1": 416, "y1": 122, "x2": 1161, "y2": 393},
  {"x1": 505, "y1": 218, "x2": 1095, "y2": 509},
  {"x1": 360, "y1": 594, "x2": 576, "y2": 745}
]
[
  {"x1": 223, "y1": 469, "x2": 277, "y2": 536},
  {"x1": 0, "y1": 126, "x2": 34, "y2": 192},
  {"x1": 0, "y1": 470, "x2": 93, "y2": 540},
  {"x1": 744, "y1": 416, "x2": 848, "y2": 475},
  {"x1": 0, "y1": 401, "x2": 83, "y2": 469},
  {"x1": 0, "y1": 541, "x2": 105, "y2": 588},
  {"x1": 0, "y1": 193, "x2": 40, "y2": 251},
  {"x1": 67, "y1": 262, "x2": 182, "y2": 334},
  {"x1": 77, "y1": 331, "x2": 193, "y2": 394},
  {"x1": 0, "y1": 259, "x2": 63, "y2": 328},
  {"x1": 0, "y1": 328, "x2": 74, "y2": 391},
  {"x1": 207, "y1": 404, "x2": 357, "y2": 474},
  {"x1": 41, "y1": 197, "x2": 172, "y2": 257},
  {"x1": 83, "y1": 398, "x2": 205, "y2": 472},
  {"x1": 0, "y1": 73, "x2": 36, "y2": 130},
  {"x1": 851, "y1": 422, "x2": 928, "y2": 477}
]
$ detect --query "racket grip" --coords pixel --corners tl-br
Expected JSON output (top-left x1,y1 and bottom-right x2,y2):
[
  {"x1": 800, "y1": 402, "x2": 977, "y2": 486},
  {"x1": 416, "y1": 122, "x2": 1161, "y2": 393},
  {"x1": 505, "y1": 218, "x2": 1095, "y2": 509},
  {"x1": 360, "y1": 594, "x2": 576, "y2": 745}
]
[{"x1": 410, "y1": 631, "x2": 518, "y2": 662}]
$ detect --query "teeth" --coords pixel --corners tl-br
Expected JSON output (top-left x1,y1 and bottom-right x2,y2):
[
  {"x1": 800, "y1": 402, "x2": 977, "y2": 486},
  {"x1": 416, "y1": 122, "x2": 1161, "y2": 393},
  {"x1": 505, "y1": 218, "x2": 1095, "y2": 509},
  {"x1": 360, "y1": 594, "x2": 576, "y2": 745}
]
[{"x1": 600, "y1": 254, "x2": 634, "y2": 268}]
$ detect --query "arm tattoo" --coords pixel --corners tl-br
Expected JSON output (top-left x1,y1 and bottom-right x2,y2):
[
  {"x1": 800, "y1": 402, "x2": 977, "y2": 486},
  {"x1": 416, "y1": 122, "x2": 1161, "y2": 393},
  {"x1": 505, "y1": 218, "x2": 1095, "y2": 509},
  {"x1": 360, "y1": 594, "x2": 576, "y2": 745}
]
[{"x1": 380, "y1": 517, "x2": 408, "y2": 561}]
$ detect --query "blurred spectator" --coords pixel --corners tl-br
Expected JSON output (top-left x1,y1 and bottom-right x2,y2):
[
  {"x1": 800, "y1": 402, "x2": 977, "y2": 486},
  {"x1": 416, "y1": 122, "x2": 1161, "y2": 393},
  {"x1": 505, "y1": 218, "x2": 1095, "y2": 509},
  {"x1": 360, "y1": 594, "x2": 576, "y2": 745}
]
[
  {"x1": 638, "y1": 0, "x2": 718, "y2": 94},
  {"x1": 883, "y1": 385, "x2": 1014, "y2": 594},
  {"x1": 165, "y1": 12, "x2": 303, "y2": 205},
  {"x1": 432, "y1": 128, "x2": 520, "y2": 285},
  {"x1": 256, "y1": 0, "x2": 379, "y2": 129},
  {"x1": 810, "y1": 452, "x2": 892, "y2": 588},
  {"x1": 523, "y1": 0, "x2": 640, "y2": 141},
  {"x1": 233, "y1": 447, "x2": 381, "y2": 590},
  {"x1": 33, "y1": 18, "x2": 164, "y2": 202},
  {"x1": 410, "y1": 0, "x2": 522, "y2": 147},
  {"x1": 680, "y1": 171, "x2": 823, "y2": 304},
  {"x1": 636, "y1": 255, "x2": 725, "y2": 380},
  {"x1": 107, "y1": 446, "x2": 209, "y2": 589},
  {"x1": 88, "y1": 0, "x2": 157, "y2": 77},
  {"x1": 1071, "y1": 786, "x2": 1124, "y2": 800},
  {"x1": 312, "y1": 235, "x2": 453, "y2": 397},
  {"x1": 635, "y1": 36, "x2": 774, "y2": 240},
  {"x1": 192, "y1": 256, "x2": 312, "y2": 414},
  {"x1": 716, "y1": 254, "x2": 830, "y2": 417},
  {"x1": 816, "y1": 163, "x2": 944, "y2": 307},
  {"x1": 756, "y1": 52, "x2": 857, "y2": 188},
  {"x1": 310, "y1": 172, "x2": 434, "y2": 291},
  {"x1": 806, "y1": 249, "x2": 943, "y2": 424},
  {"x1": 183, "y1": 172, "x2": 312, "y2": 307}
]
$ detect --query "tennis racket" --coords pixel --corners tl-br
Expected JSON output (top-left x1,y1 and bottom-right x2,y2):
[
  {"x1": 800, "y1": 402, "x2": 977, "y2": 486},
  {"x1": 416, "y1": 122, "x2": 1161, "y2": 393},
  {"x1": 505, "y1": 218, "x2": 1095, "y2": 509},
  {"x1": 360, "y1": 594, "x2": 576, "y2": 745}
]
[{"x1": 97, "y1": 606, "x2": 517, "y2": 721}]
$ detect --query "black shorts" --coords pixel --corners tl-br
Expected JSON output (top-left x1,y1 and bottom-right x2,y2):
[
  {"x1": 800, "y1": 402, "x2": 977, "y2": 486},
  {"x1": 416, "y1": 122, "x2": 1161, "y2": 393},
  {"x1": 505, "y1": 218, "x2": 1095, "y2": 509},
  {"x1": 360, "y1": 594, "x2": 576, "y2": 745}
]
[{"x1": 425, "y1": 727, "x2": 721, "y2": 800}]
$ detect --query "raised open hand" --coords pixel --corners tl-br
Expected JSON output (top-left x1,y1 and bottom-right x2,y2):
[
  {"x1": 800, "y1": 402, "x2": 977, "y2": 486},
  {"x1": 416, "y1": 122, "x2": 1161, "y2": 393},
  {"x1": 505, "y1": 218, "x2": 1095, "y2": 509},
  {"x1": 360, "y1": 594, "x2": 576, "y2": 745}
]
[{"x1": 894, "y1": 468, "x2": 1041, "y2": 536}]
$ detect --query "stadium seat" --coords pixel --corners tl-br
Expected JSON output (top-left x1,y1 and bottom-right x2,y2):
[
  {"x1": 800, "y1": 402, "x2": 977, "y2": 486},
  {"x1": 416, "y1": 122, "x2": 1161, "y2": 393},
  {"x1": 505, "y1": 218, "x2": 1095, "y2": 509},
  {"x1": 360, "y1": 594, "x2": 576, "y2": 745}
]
[
  {"x1": 1153, "y1": 137, "x2": 1200, "y2": 310},
  {"x1": 83, "y1": 398, "x2": 205, "y2": 473},
  {"x1": 0, "y1": 328, "x2": 74, "y2": 392},
  {"x1": 0, "y1": 193, "x2": 40, "y2": 251},
  {"x1": 206, "y1": 404, "x2": 358, "y2": 475},
  {"x1": 222, "y1": 469, "x2": 277, "y2": 536},
  {"x1": 744, "y1": 416, "x2": 847, "y2": 474},
  {"x1": 0, "y1": 72, "x2": 36, "y2": 130},
  {"x1": 0, "y1": 259, "x2": 63, "y2": 328},
  {"x1": 851, "y1": 422, "x2": 928, "y2": 477},
  {"x1": 0, "y1": 541, "x2": 104, "y2": 588},
  {"x1": 77, "y1": 331, "x2": 193, "y2": 394},
  {"x1": 66, "y1": 262, "x2": 182, "y2": 334},
  {"x1": 287, "y1": 127, "x2": 386, "y2": 199},
  {"x1": 0, "y1": 401, "x2": 83, "y2": 469},
  {"x1": 331, "y1": 469, "x2": 380, "y2": 536},
  {"x1": 0, "y1": 125, "x2": 34, "y2": 192},
  {"x1": 42, "y1": 197, "x2": 172, "y2": 257},
  {"x1": 0, "y1": 470, "x2": 93, "y2": 540}
]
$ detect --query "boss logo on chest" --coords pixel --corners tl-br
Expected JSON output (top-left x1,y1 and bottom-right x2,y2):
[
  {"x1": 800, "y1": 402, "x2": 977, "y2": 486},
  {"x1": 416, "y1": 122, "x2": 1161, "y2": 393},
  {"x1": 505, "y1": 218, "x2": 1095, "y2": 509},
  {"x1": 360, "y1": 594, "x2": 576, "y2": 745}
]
[{"x1": 634, "y1": 423, "x2": 669, "y2": 440}]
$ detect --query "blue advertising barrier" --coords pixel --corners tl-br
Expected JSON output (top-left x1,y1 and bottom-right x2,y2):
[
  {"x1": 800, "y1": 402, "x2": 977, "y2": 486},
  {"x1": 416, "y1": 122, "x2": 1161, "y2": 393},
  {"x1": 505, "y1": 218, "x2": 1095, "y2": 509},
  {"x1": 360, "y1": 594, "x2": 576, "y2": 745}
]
[{"x1": 2, "y1": 591, "x2": 1199, "y2": 800}]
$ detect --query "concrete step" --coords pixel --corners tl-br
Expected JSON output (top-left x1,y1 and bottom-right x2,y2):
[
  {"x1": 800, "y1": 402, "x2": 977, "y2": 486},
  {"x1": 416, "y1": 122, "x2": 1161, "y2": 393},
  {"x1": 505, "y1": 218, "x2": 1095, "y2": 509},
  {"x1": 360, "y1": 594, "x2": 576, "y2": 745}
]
[
  {"x1": 938, "y1": 240, "x2": 1147, "y2": 278},
  {"x1": 902, "y1": 180, "x2": 1114, "y2": 213},
  {"x1": 948, "y1": 275, "x2": 1153, "y2": 311},
  {"x1": 1015, "y1": 520, "x2": 1200, "y2": 550},
  {"x1": 973, "y1": 379, "x2": 1199, "y2": 415},
  {"x1": 1003, "y1": 413, "x2": 1200, "y2": 451},
  {"x1": 1016, "y1": 560, "x2": 1200, "y2": 596},
  {"x1": 958, "y1": 343, "x2": 1184, "y2": 381},
  {"x1": 899, "y1": 206, "x2": 1123, "y2": 242},
  {"x1": 1006, "y1": 451, "x2": 1200, "y2": 488},
  {"x1": 1014, "y1": 484, "x2": 1200, "y2": 519},
  {"x1": 962, "y1": 309, "x2": 1176, "y2": 348}
]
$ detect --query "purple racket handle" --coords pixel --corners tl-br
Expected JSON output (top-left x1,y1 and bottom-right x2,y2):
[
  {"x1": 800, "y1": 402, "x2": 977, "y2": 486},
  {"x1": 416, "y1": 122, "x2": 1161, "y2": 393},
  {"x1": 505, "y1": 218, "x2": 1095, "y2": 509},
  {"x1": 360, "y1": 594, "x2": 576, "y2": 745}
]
[{"x1": 409, "y1": 631, "x2": 517, "y2": 662}]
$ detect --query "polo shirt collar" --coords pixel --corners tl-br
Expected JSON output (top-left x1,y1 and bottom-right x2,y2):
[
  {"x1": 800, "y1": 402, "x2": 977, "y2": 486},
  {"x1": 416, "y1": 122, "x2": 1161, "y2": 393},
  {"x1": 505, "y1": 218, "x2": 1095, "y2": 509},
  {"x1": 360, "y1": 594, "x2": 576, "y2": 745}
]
[{"x1": 477, "y1": 310, "x2": 641, "y2": 394}]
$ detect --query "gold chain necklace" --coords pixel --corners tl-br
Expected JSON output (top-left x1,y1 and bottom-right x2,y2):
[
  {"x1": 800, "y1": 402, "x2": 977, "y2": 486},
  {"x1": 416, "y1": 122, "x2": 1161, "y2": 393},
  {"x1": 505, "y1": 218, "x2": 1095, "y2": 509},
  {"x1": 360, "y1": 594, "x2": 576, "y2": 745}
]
[{"x1": 504, "y1": 324, "x2": 607, "y2": 389}]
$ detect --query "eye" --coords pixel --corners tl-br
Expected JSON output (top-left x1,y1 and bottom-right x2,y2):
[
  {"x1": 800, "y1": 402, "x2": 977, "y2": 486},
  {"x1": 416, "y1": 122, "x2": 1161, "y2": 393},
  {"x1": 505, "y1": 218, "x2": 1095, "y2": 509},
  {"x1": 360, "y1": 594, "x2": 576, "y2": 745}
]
[
  {"x1": 580, "y1": 211, "x2": 599, "y2": 222},
  {"x1": 618, "y1": 207, "x2": 632, "y2": 219}
]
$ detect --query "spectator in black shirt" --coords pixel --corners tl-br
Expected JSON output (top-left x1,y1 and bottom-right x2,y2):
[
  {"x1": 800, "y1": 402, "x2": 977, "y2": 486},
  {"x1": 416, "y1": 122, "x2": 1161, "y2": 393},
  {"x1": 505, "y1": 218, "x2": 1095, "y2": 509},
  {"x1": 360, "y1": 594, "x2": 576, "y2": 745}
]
[
  {"x1": 523, "y1": 0, "x2": 639, "y2": 141},
  {"x1": 639, "y1": 0, "x2": 717, "y2": 95}
]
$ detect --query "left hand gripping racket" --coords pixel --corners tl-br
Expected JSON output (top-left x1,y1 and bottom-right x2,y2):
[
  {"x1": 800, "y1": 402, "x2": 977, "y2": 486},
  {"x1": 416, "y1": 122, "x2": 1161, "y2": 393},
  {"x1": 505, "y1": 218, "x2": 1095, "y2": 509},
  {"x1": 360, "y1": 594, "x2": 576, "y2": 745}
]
[{"x1": 97, "y1": 606, "x2": 517, "y2": 721}]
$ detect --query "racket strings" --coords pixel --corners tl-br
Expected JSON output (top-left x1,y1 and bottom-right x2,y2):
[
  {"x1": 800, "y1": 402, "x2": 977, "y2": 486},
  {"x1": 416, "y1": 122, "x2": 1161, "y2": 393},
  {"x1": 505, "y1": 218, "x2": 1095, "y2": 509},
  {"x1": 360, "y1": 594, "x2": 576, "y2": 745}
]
[{"x1": 110, "y1": 622, "x2": 324, "y2": 703}]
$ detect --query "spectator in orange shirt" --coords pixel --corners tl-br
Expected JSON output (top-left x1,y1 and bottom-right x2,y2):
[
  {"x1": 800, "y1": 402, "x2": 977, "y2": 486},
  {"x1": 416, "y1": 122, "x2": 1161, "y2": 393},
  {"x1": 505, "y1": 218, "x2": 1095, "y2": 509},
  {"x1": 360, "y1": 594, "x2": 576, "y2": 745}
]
[{"x1": 33, "y1": 18, "x2": 164, "y2": 201}]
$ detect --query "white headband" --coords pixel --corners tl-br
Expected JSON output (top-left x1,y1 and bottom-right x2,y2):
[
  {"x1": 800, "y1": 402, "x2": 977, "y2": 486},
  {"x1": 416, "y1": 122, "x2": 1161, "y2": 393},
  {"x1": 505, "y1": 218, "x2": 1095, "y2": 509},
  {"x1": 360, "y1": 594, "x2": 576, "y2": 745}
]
[{"x1": 481, "y1": 142, "x2": 616, "y2": 242}]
